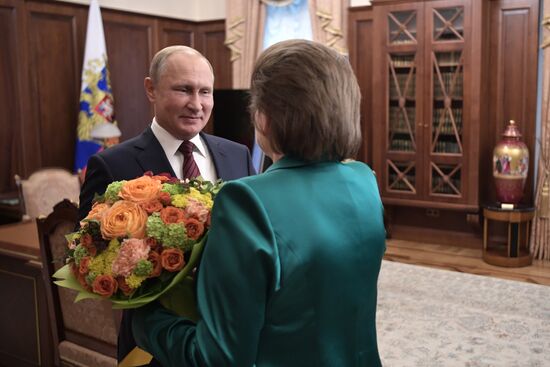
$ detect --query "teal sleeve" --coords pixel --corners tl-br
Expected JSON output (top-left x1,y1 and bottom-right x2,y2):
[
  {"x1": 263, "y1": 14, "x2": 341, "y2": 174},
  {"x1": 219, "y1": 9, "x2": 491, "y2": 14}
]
[{"x1": 133, "y1": 180, "x2": 278, "y2": 366}]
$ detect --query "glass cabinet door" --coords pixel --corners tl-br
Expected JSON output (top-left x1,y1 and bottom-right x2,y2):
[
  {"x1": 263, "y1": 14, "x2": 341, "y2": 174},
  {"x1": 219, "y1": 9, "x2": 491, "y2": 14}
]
[
  {"x1": 374, "y1": 0, "x2": 475, "y2": 208},
  {"x1": 384, "y1": 8, "x2": 422, "y2": 196},
  {"x1": 427, "y1": 4, "x2": 465, "y2": 198}
]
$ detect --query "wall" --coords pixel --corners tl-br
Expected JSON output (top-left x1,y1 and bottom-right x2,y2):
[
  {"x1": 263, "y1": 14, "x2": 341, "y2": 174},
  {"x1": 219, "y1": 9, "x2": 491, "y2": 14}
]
[
  {"x1": 57, "y1": 0, "x2": 226, "y2": 21},
  {"x1": 58, "y1": 0, "x2": 371, "y2": 21}
]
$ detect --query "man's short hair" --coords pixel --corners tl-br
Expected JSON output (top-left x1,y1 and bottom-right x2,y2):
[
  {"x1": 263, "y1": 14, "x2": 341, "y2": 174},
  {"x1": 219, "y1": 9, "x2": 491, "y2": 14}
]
[
  {"x1": 149, "y1": 45, "x2": 214, "y2": 85},
  {"x1": 250, "y1": 39, "x2": 362, "y2": 161}
]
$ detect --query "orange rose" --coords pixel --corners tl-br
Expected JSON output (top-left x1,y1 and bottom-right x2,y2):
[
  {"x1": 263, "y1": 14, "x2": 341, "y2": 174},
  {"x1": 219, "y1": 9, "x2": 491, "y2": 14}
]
[
  {"x1": 78, "y1": 273, "x2": 91, "y2": 291},
  {"x1": 70, "y1": 263, "x2": 79, "y2": 277},
  {"x1": 160, "y1": 206, "x2": 186, "y2": 224},
  {"x1": 72, "y1": 263, "x2": 91, "y2": 291},
  {"x1": 145, "y1": 237, "x2": 161, "y2": 252},
  {"x1": 160, "y1": 248, "x2": 185, "y2": 272},
  {"x1": 116, "y1": 277, "x2": 135, "y2": 296},
  {"x1": 84, "y1": 202, "x2": 111, "y2": 221},
  {"x1": 151, "y1": 175, "x2": 171, "y2": 183},
  {"x1": 140, "y1": 199, "x2": 164, "y2": 214},
  {"x1": 158, "y1": 191, "x2": 172, "y2": 206},
  {"x1": 119, "y1": 176, "x2": 162, "y2": 203},
  {"x1": 100, "y1": 200, "x2": 148, "y2": 239},
  {"x1": 148, "y1": 251, "x2": 163, "y2": 277},
  {"x1": 92, "y1": 275, "x2": 118, "y2": 298},
  {"x1": 184, "y1": 218, "x2": 204, "y2": 240},
  {"x1": 79, "y1": 257, "x2": 91, "y2": 275}
]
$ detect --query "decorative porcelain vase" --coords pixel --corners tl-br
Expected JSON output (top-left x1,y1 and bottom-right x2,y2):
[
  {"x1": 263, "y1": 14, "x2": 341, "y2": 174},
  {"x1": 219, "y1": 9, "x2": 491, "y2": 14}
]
[{"x1": 492, "y1": 120, "x2": 529, "y2": 204}]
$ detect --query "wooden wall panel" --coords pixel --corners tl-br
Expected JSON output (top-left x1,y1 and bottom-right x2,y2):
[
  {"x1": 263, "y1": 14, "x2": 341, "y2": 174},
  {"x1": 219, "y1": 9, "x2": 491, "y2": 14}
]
[
  {"x1": 0, "y1": 2, "x2": 21, "y2": 192},
  {"x1": 193, "y1": 21, "x2": 232, "y2": 135},
  {"x1": 26, "y1": 2, "x2": 84, "y2": 171},
  {"x1": 158, "y1": 18, "x2": 195, "y2": 48},
  {"x1": 196, "y1": 21, "x2": 232, "y2": 90},
  {"x1": 103, "y1": 12, "x2": 155, "y2": 140},
  {"x1": 486, "y1": 0, "x2": 539, "y2": 205},
  {"x1": 348, "y1": 6, "x2": 373, "y2": 165}
]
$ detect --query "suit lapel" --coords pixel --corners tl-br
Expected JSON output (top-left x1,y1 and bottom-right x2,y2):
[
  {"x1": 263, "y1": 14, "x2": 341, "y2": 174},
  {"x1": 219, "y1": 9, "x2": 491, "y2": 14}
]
[
  {"x1": 201, "y1": 133, "x2": 232, "y2": 180},
  {"x1": 134, "y1": 128, "x2": 176, "y2": 177}
]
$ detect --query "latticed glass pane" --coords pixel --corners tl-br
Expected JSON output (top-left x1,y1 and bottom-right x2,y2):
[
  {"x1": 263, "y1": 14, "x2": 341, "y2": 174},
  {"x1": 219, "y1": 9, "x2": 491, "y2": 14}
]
[
  {"x1": 389, "y1": 53, "x2": 416, "y2": 152},
  {"x1": 388, "y1": 10, "x2": 417, "y2": 44},
  {"x1": 431, "y1": 163, "x2": 461, "y2": 196},
  {"x1": 432, "y1": 51, "x2": 463, "y2": 154},
  {"x1": 433, "y1": 7, "x2": 464, "y2": 41},
  {"x1": 389, "y1": 107, "x2": 416, "y2": 151},
  {"x1": 387, "y1": 160, "x2": 416, "y2": 193}
]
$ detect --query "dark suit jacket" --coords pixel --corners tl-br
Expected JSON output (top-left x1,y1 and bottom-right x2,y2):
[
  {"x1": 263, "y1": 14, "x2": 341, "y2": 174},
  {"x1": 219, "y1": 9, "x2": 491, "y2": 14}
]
[{"x1": 78, "y1": 127, "x2": 255, "y2": 365}]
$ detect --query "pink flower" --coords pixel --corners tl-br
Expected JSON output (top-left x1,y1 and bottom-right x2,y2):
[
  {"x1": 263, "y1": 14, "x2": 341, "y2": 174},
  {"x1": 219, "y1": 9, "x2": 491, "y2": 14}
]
[
  {"x1": 184, "y1": 198, "x2": 209, "y2": 223},
  {"x1": 111, "y1": 239, "x2": 150, "y2": 277}
]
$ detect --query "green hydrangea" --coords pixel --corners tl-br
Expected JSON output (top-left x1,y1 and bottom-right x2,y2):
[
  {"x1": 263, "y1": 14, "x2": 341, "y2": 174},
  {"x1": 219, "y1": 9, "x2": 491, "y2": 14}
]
[
  {"x1": 162, "y1": 183, "x2": 184, "y2": 196},
  {"x1": 163, "y1": 223, "x2": 187, "y2": 249},
  {"x1": 88, "y1": 239, "x2": 120, "y2": 276},
  {"x1": 126, "y1": 274, "x2": 147, "y2": 289},
  {"x1": 172, "y1": 188, "x2": 213, "y2": 209},
  {"x1": 146, "y1": 213, "x2": 167, "y2": 242},
  {"x1": 133, "y1": 260, "x2": 153, "y2": 277},
  {"x1": 104, "y1": 180, "x2": 126, "y2": 202},
  {"x1": 170, "y1": 194, "x2": 189, "y2": 208},
  {"x1": 73, "y1": 245, "x2": 89, "y2": 265},
  {"x1": 85, "y1": 272, "x2": 97, "y2": 285}
]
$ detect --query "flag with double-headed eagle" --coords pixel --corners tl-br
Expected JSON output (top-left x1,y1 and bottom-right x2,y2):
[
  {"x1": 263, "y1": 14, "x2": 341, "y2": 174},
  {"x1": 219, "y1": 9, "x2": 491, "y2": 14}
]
[{"x1": 74, "y1": 0, "x2": 119, "y2": 174}]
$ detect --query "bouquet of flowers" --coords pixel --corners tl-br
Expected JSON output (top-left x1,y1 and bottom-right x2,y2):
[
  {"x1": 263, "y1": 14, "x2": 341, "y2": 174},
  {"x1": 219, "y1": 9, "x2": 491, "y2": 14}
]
[{"x1": 53, "y1": 172, "x2": 222, "y2": 311}]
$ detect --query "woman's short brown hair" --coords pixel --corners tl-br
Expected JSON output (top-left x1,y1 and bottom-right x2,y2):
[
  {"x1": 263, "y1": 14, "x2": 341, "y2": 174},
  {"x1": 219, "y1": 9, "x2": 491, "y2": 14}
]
[{"x1": 250, "y1": 39, "x2": 362, "y2": 161}]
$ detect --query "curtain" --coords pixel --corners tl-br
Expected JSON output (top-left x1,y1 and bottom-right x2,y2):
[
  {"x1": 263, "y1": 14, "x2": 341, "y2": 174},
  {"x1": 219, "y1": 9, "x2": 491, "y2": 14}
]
[
  {"x1": 225, "y1": 0, "x2": 348, "y2": 88},
  {"x1": 531, "y1": 1, "x2": 550, "y2": 261},
  {"x1": 225, "y1": 0, "x2": 267, "y2": 89},
  {"x1": 309, "y1": 0, "x2": 349, "y2": 55}
]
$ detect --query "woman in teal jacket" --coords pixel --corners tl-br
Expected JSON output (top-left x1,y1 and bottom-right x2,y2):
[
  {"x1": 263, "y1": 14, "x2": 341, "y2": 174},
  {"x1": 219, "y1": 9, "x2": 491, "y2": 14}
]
[{"x1": 133, "y1": 39, "x2": 386, "y2": 367}]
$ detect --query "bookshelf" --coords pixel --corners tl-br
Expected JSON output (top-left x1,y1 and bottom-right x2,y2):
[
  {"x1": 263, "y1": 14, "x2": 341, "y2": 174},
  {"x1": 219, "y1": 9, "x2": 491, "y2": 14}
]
[{"x1": 372, "y1": 0, "x2": 479, "y2": 210}]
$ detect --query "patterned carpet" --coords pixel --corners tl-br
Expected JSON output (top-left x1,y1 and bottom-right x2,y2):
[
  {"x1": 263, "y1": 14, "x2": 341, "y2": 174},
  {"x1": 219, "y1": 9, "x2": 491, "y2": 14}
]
[{"x1": 377, "y1": 260, "x2": 550, "y2": 367}]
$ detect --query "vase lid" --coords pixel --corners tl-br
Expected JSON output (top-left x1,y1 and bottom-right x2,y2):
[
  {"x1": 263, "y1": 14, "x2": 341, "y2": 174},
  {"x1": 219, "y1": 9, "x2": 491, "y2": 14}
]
[{"x1": 502, "y1": 120, "x2": 522, "y2": 138}]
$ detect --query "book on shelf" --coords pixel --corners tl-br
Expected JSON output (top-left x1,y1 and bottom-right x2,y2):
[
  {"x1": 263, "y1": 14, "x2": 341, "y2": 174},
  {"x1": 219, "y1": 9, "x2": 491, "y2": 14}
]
[
  {"x1": 433, "y1": 70, "x2": 463, "y2": 98},
  {"x1": 390, "y1": 138, "x2": 415, "y2": 152},
  {"x1": 389, "y1": 38, "x2": 417, "y2": 45},
  {"x1": 390, "y1": 107, "x2": 415, "y2": 132},
  {"x1": 389, "y1": 73, "x2": 416, "y2": 99},
  {"x1": 432, "y1": 108, "x2": 462, "y2": 135},
  {"x1": 433, "y1": 141, "x2": 461, "y2": 154},
  {"x1": 431, "y1": 176, "x2": 461, "y2": 195},
  {"x1": 388, "y1": 176, "x2": 415, "y2": 191},
  {"x1": 390, "y1": 54, "x2": 416, "y2": 68}
]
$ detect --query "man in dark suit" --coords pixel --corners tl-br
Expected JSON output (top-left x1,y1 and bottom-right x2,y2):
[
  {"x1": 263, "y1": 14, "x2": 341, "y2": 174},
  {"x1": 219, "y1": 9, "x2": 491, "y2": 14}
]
[{"x1": 78, "y1": 45, "x2": 255, "y2": 365}]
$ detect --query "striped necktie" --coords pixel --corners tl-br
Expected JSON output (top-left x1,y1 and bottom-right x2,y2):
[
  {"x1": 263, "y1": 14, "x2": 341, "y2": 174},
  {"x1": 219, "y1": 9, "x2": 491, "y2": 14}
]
[{"x1": 178, "y1": 141, "x2": 201, "y2": 179}]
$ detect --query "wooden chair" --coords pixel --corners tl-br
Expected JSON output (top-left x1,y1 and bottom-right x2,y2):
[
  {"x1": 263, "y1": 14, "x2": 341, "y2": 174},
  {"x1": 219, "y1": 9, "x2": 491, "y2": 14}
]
[
  {"x1": 37, "y1": 199, "x2": 120, "y2": 367},
  {"x1": 15, "y1": 168, "x2": 81, "y2": 221}
]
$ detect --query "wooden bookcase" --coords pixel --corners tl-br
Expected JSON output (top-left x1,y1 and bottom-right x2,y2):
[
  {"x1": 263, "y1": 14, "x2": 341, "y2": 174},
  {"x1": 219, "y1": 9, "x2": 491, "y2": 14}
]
[
  {"x1": 372, "y1": 0, "x2": 482, "y2": 211},
  {"x1": 350, "y1": 0, "x2": 539, "y2": 246}
]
